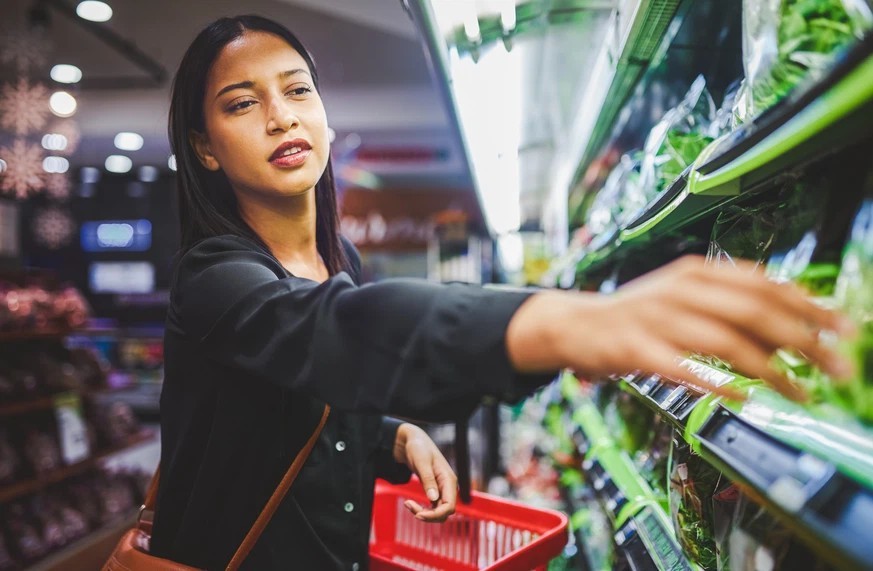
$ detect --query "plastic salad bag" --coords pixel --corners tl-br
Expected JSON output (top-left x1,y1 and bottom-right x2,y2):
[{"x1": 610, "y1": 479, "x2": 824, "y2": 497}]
[
  {"x1": 727, "y1": 494, "x2": 838, "y2": 570},
  {"x1": 639, "y1": 75, "x2": 717, "y2": 203},
  {"x1": 833, "y1": 198, "x2": 873, "y2": 422},
  {"x1": 735, "y1": 0, "x2": 873, "y2": 123},
  {"x1": 706, "y1": 201, "x2": 785, "y2": 270},
  {"x1": 668, "y1": 440, "x2": 735, "y2": 569},
  {"x1": 585, "y1": 153, "x2": 643, "y2": 235}
]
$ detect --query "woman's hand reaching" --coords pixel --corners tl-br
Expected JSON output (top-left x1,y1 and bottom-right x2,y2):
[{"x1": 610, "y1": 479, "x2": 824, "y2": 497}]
[
  {"x1": 506, "y1": 256, "x2": 856, "y2": 401},
  {"x1": 393, "y1": 423, "x2": 457, "y2": 523}
]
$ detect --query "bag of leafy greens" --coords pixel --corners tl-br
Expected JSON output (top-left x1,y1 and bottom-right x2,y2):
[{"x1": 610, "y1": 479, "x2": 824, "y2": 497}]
[
  {"x1": 707, "y1": 201, "x2": 785, "y2": 270},
  {"x1": 735, "y1": 0, "x2": 873, "y2": 123},
  {"x1": 585, "y1": 153, "x2": 643, "y2": 235},
  {"x1": 833, "y1": 198, "x2": 873, "y2": 422},
  {"x1": 669, "y1": 439, "x2": 733, "y2": 569},
  {"x1": 639, "y1": 75, "x2": 717, "y2": 204}
]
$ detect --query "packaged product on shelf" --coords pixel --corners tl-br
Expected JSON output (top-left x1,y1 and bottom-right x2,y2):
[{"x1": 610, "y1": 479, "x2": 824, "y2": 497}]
[
  {"x1": 833, "y1": 198, "x2": 873, "y2": 422},
  {"x1": 735, "y1": 0, "x2": 873, "y2": 123},
  {"x1": 585, "y1": 153, "x2": 644, "y2": 236},
  {"x1": 706, "y1": 202, "x2": 785, "y2": 269},
  {"x1": 726, "y1": 494, "x2": 838, "y2": 571},
  {"x1": 669, "y1": 440, "x2": 736, "y2": 570},
  {"x1": 0, "y1": 431, "x2": 21, "y2": 485},
  {"x1": 639, "y1": 75, "x2": 717, "y2": 203},
  {"x1": 2, "y1": 502, "x2": 47, "y2": 565}
]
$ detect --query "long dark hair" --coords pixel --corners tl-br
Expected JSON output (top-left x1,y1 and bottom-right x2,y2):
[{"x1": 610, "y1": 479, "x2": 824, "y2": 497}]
[{"x1": 169, "y1": 15, "x2": 348, "y2": 275}]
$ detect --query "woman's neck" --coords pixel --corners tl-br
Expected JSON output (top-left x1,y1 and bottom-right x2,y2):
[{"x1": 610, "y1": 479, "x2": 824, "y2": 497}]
[{"x1": 237, "y1": 188, "x2": 325, "y2": 277}]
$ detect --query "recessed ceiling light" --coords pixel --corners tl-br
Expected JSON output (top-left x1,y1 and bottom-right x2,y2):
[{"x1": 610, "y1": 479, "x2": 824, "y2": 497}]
[
  {"x1": 76, "y1": 1, "x2": 112, "y2": 22},
  {"x1": 42, "y1": 134, "x2": 68, "y2": 151},
  {"x1": 50, "y1": 64, "x2": 83, "y2": 84},
  {"x1": 49, "y1": 91, "x2": 77, "y2": 117},
  {"x1": 105, "y1": 155, "x2": 132, "y2": 173},
  {"x1": 114, "y1": 132, "x2": 143, "y2": 151},
  {"x1": 43, "y1": 156, "x2": 70, "y2": 174}
]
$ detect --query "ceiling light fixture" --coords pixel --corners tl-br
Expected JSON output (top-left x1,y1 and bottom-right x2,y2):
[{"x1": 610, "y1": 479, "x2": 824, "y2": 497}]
[
  {"x1": 49, "y1": 91, "x2": 77, "y2": 117},
  {"x1": 76, "y1": 1, "x2": 113, "y2": 22},
  {"x1": 105, "y1": 155, "x2": 132, "y2": 173},
  {"x1": 51, "y1": 64, "x2": 83, "y2": 84},
  {"x1": 114, "y1": 132, "x2": 144, "y2": 151}
]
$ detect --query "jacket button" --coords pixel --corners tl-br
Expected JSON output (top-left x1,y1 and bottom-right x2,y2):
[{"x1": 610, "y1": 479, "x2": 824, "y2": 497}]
[
  {"x1": 344, "y1": 502, "x2": 354, "y2": 513},
  {"x1": 335, "y1": 440, "x2": 346, "y2": 452}
]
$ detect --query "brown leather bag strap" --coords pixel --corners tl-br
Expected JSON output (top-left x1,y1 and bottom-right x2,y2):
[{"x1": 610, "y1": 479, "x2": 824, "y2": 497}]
[
  {"x1": 139, "y1": 404, "x2": 331, "y2": 570},
  {"x1": 227, "y1": 404, "x2": 330, "y2": 570}
]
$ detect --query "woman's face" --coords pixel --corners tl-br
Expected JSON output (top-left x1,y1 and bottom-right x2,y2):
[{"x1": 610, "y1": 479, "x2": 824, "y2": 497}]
[{"x1": 192, "y1": 31, "x2": 329, "y2": 201}]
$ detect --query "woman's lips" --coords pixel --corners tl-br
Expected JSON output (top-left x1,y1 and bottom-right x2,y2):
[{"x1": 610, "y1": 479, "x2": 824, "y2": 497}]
[{"x1": 270, "y1": 149, "x2": 311, "y2": 168}]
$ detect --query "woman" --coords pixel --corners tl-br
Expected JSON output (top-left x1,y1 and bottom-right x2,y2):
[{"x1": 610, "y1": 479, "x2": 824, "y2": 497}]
[{"x1": 151, "y1": 14, "x2": 854, "y2": 570}]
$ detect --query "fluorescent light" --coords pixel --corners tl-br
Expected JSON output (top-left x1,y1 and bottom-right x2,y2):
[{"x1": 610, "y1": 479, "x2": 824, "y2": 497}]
[
  {"x1": 76, "y1": 1, "x2": 112, "y2": 22},
  {"x1": 41, "y1": 134, "x2": 68, "y2": 151},
  {"x1": 43, "y1": 156, "x2": 70, "y2": 174},
  {"x1": 49, "y1": 91, "x2": 77, "y2": 117},
  {"x1": 463, "y1": 14, "x2": 481, "y2": 42},
  {"x1": 167, "y1": 154, "x2": 177, "y2": 171},
  {"x1": 105, "y1": 155, "x2": 132, "y2": 173},
  {"x1": 500, "y1": 2, "x2": 516, "y2": 33},
  {"x1": 114, "y1": 132, "x2": 143, "y2": 151},
  {"x1": 50, "y1": 64, "x2": 82, "y2": 84}
]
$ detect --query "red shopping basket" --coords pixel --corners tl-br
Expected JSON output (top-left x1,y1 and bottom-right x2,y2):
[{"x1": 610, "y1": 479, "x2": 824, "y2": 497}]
[{"x1": 369, "y1": 479, "x2": 569, "y2": 571}]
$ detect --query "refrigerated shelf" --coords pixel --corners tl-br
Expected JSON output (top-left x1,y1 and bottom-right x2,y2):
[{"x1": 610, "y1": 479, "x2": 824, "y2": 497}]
[{"x1": 574, "y1": 35, "x2": 873, "y2": 283}]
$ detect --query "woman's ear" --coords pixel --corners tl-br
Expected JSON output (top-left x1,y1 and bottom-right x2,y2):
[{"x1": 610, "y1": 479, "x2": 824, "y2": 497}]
[{"x1": 189, "y1": 130, "x2": 221, "y2": 171}]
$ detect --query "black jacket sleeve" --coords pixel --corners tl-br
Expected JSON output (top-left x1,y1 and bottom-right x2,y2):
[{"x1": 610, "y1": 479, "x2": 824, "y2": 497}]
[{"x1": 171, "y1": 235, "x2": 554, "y2": 421}]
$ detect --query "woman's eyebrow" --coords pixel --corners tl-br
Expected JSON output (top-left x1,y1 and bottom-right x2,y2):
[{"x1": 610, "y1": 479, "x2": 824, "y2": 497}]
[{"x1": 215, "y1": 69, "x2": 311, "y2": 100}]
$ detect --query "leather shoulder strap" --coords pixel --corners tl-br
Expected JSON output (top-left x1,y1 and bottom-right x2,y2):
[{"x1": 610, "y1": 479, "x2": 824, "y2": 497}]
[
  {"x1": 139, "y1": 404, "x2": 331, "y2": 570},
  {"x1": 227, "y1": 404, "x2": 330, "y2": 570}
]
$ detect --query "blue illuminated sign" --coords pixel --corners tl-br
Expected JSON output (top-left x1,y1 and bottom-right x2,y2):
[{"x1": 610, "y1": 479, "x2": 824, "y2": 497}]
[{"x1": 81, "y1": 219, "x2": 152, "y2": 252}]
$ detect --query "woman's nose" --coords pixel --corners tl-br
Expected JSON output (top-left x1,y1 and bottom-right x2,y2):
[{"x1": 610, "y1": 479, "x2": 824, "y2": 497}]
[{"x1": 266, "y1": 99, "x2": 299, "y2": 134}]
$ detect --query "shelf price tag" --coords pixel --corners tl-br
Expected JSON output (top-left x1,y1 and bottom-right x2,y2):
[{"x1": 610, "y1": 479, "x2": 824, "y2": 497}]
[{"x1": 53, "y1": 392, "x2": 90, "y2": 465}]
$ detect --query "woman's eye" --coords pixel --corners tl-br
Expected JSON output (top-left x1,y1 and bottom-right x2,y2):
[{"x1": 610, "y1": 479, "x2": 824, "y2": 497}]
[
  {"x1": 287, "y1": 87, "x2": 312, "y2": 97},
  {"x1": 229, "y1": 100, "x2": 256, "y2": 112}
]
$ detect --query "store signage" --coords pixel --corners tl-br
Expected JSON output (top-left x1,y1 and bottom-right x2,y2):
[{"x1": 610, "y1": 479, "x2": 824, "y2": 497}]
[
  {"x1": 54, "y1": 392, "x2": 90, "y2": 464},
  {"x1": 81, "y1": 219, "x2": 152, "y2": 252},
  {"x1": 340, "y1": 188, "x2": 481, "y2": 250}
]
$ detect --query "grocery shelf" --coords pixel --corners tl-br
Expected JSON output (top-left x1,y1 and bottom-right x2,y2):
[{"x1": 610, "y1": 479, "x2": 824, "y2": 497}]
[
  {"x1": 573, "y1": 0, "x2": 685, "y2": 186},
  {"x1": 27, "y1": 514, "x2": 135, "y2": 571},
  {"x1": 574, "y1": 36, "x2": 873, "y2": 283},
  {"x1": 0, "y1": 430, "x2": 156, "y2": 504},
  {"x1": 615, "y1": 359, "x2": 873, "y2": 570},
  {"x1": 697, "y1": 407, "x2": 873, "y2": 571},
  {"x1": 613, "y1": 504, "x2": 697, "y2": 571},
  {"x1": 689, "y1": 36, "x2": 873, "y2": 197}
]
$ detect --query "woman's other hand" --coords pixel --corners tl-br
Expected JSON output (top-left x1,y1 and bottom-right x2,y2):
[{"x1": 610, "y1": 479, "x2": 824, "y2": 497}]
[
  {"x1": 393, "y1": 423, "x2": 457, "y2": 523},
  {"x1": 506, "y1": 255, "x2": 856, "y2": 402}
]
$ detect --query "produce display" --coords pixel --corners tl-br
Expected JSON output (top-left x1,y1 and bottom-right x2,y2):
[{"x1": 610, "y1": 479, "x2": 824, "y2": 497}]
[
  {"x1": 833, "y1": 198, "x2": 873, "y2": 422},
  {"x1": 735, "y1": 0, "x2": 872, "y2": 122}
]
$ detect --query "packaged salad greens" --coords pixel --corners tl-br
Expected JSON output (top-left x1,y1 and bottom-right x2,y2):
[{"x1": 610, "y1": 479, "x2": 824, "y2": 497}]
[
  {"x1": 833, "y1": 198, "x2": 873, "y2": 422},
  {"x1": 639, "y1": 75, "x2": 717, "y2": 203},
  {"x1": 707, "y1": 202, "x2": 785, "y2": 270},
  {"x1": 585, "y1": 153, "x2": 643, "y2": 236},
  {"x1": 735, "y1": 0, "x2": 873, "y2": 123},
  {"x1": 669, "y1": 439, "x2": 736, "y2": 570}
]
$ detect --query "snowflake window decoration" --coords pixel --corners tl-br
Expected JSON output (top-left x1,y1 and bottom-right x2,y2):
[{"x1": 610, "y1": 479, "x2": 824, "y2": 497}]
[
  {"x1": 45, "y1": 173, "x2": 71, "y2": 200},
  {"x1": 0, "y1": 78, "x2": 51, "y2": 135},
  {"x1": 0, "y1": 139, "x2": 46, "y2": 199},
  {"x1": 0, "y1": 28, "x2": 49, "y2": 74},
  {"x1": 33, "y1": 206, "x2": 75, "y2": 250}
]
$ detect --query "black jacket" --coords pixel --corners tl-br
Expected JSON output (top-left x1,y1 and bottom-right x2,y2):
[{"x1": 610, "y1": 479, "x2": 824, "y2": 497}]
[{"x1": 150, "y1": 235, "x2": 553, "y2": 570}]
